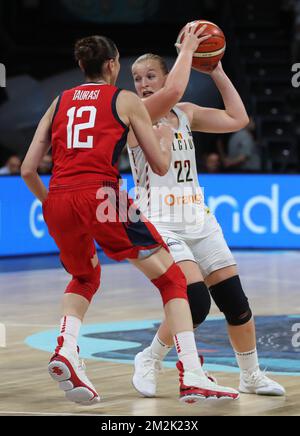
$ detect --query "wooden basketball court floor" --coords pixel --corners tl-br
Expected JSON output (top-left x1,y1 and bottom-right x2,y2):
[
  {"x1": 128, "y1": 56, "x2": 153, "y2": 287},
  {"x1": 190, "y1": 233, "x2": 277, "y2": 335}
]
[{"x1": 0, "y1": 250, "x2": 299, "y2": 416}]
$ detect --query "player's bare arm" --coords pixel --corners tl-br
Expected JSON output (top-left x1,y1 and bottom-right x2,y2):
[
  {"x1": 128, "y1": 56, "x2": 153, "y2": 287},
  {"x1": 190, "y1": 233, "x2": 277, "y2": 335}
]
[
  {"x1": 177, "y1": 63, "x2": 249, "y2": 134},
  {"x1": 117, "y1": 91, "x2": 172, "y2": 176},
  {"x1": 141, "y1": 25, "x2": 211, "y2": 124},
  {"x1": 21, "y1": 97, "x2": 58, "y2": 202}
]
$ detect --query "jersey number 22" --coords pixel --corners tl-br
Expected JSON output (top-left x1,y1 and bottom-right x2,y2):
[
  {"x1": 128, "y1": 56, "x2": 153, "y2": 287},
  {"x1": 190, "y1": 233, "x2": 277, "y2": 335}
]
[{"x1": 175, "y1": 160, "x2": 194, "y2": 183}]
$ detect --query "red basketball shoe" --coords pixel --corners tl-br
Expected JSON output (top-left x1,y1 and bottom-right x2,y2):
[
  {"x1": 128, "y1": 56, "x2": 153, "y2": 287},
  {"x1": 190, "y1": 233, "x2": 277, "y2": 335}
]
[
  {"x1": 177, "y1": 361, "x2": 239, "y2": 403},
  {"x1": 48, "y1": 337, "x2": 100, "y2": 406}
]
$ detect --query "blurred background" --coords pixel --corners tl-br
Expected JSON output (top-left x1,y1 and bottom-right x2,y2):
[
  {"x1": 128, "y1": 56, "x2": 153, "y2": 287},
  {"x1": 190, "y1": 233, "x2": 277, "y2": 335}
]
[{"x1": 0, "y1": 0, "x2": 300, "y2": 255}]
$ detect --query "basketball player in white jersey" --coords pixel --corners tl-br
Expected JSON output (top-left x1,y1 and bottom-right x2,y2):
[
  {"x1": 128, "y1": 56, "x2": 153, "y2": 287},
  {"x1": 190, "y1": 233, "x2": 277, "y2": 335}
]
[{"x1": 128, "y1": 50, "x2": 285, "y2": 397}]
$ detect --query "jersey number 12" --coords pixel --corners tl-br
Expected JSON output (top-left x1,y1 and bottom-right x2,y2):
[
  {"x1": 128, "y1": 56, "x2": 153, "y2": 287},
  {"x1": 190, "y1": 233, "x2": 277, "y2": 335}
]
[{"x1": 67, "y1": 106, "x2": 97, "y2": 149}]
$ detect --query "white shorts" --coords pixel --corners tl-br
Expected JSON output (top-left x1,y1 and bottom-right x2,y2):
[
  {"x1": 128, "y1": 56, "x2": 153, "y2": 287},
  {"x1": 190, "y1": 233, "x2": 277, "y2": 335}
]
[{"x1": 155, "y1": 209, "x2": 236, "y2": 279}]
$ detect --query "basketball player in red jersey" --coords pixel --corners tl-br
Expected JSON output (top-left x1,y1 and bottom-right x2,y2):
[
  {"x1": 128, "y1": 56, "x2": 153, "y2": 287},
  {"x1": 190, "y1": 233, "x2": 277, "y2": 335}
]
[{"x1": 21, "y1": 30, "x2": 240, "y2": 406}]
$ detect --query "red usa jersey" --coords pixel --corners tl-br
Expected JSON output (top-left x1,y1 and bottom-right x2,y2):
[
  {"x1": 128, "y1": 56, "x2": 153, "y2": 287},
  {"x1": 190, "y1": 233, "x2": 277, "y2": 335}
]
[{"x1": 50, "y1": 83, "x2": 129, "y2": 190}]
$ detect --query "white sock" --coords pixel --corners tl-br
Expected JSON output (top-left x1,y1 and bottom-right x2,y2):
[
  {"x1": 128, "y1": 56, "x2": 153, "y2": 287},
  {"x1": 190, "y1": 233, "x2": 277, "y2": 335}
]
[
  {"x1": 148, "y1": 334, "x2": 173, "y2": 360},
  {"x1": 235, "y1": 348, "x2": 259, "y2": 374},
  {"x1": 174, "y1": 331, "x2": 205, "y2": 374},
  {"x1": 60, "y1": 316, "x2": 81, "y2": 352}
]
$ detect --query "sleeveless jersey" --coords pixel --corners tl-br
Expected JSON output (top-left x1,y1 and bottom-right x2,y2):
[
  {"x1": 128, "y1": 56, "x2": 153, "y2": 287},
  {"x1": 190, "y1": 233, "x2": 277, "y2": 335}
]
[
  {"x1": 50, "y1": 83, "x2": 129, "y2": 191},
  {"x1": 128, "y1": 106, "x2": 204, "y2": 236}
]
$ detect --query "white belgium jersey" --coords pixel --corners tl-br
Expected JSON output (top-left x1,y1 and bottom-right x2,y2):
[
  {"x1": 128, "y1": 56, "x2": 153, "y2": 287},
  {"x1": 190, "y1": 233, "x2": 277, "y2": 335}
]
[{"x1": 128, "y1": 106, "x2": 205, "y2": 237}]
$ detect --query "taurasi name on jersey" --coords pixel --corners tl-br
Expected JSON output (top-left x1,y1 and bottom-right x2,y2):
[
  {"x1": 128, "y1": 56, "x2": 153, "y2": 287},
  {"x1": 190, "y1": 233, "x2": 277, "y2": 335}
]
[{"x1": 73, "y1": 90, "x2": 101, "y2": 101}]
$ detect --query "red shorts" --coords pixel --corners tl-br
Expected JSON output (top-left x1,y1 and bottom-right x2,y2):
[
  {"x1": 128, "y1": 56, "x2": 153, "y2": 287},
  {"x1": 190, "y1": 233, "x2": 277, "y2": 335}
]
[{"x1": 43, "y1": 185, "x2": 168, "y2": 278}]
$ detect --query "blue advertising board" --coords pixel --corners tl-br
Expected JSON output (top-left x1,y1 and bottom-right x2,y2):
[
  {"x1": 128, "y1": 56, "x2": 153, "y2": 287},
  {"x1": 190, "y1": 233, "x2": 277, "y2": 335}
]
[{"x1": 0, "y1": 175, "x2": 299, "y2": 257}]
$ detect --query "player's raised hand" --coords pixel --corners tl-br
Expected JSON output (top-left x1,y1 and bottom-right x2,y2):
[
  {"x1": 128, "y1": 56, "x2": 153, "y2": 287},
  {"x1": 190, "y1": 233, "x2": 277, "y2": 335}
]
[{"x1": 176, "y1": 23, "x2": 212, "y2": 54}]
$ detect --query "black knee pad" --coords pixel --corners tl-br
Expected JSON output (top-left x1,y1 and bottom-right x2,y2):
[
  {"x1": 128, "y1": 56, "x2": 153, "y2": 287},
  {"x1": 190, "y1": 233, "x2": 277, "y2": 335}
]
[
  {"x1": 209, "y1": 276, "x2": 252, "y2": 326},
  {"x1": 187, "y1": 282, "x2": 211, "y2": 328}
]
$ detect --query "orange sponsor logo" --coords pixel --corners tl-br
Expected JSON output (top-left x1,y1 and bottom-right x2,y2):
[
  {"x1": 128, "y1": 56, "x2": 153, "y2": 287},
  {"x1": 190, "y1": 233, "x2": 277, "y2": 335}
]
[{"x1": 164, "y1": 194, "x2": 202, "y2": 207}]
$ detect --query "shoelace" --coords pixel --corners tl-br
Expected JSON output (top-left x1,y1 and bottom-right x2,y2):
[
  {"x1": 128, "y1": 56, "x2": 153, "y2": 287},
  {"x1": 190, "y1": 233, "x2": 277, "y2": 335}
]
[
  {"x1": 247, "y1": 368, "x2": 270, "y2": 386},
  {"x1": 141, "y1": 357, "x2": 163, "y2": 378},
  {"x1": 78, "y1": 360, "x2": 86, "y2": 372},
  {"x1": 205, "y1": 371, "x2": 218, "y2": 384}
]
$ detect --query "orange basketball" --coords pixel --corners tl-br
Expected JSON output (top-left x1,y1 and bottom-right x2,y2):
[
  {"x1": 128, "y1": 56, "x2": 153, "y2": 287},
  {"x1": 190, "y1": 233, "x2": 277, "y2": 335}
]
[{"x1": 176, "y1": 20, "x2": 226, "y2": 73}]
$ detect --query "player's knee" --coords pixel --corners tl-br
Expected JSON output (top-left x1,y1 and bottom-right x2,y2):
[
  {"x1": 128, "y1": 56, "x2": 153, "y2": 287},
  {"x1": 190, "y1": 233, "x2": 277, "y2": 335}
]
[
  {"x1": 65, "y1": 264, "x2": 101, "y2": 303},
  {"x1": 152, "y1": 263, "x2": 187, "y2": 306},
  {"x1": 187, "y1": 282, "x2": 211, "y2": 328},
  {"x1": 209, "y1": 276, "x2": 252, "y2": 326}
]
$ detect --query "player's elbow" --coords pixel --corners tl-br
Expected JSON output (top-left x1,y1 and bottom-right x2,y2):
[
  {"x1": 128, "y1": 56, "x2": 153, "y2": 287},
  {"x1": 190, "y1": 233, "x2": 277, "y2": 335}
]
[
  {"x1": 157, "y1": 166, "x2": 169, "y2": 177},
  {"x1": 152, "y1": 162, "x2": 170, "y2": 177},
  {"x1": 154, "y1": 169, "x2": 168, "y2": 177},
  {"x1": 21, "y1": 164, "x2": 35, "y2": 179},
  {"x1": 229, "y1": 115, "x2": 250, "y2": 132},
  {"x1": 239, "y1": 114, "x2": 250, "y2": 130}
]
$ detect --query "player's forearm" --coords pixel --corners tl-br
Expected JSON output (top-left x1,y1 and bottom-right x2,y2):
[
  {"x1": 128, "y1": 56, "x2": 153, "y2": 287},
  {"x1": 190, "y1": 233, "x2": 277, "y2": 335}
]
[
  {"x1": 21, "y1": 171, "x2": 48, "y2": 203},
  {"x1": 147, "y1": 141, "x2": 172, "y2": 176},
  {"x1": 159, "y1": 143, "x2": 172, "y2": 174},
  {"x1": 165, "y1": 49, "x2": 194, "y2": 98},
  {"x1": 211, "y1": 67, "x2": 249, "y2": 129},
  {"x1": 148, "y1": 153, "x2": 171, "y2": 176}
]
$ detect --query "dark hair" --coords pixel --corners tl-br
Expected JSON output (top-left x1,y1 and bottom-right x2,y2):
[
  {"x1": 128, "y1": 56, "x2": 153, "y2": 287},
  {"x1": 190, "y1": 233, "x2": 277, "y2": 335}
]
[
  {"x1": 74, "y1": 35, "x2": 118, "y2": 78},
  {"x1": 132, "y1": 54, "x2": 169, "y2": 75}
]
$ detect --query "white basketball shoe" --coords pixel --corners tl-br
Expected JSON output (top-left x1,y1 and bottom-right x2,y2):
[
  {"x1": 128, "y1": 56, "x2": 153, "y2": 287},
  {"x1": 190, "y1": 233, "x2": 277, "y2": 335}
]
[
  {"x1": 48, "y1": 336, "x2": 100, "y2": 406},
  {"x1": 132, "y1": 348, "x2": 163, "y2": 397},
  {"x1": 239, "y1": 368, "x2": 286, "y2": 396}
]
